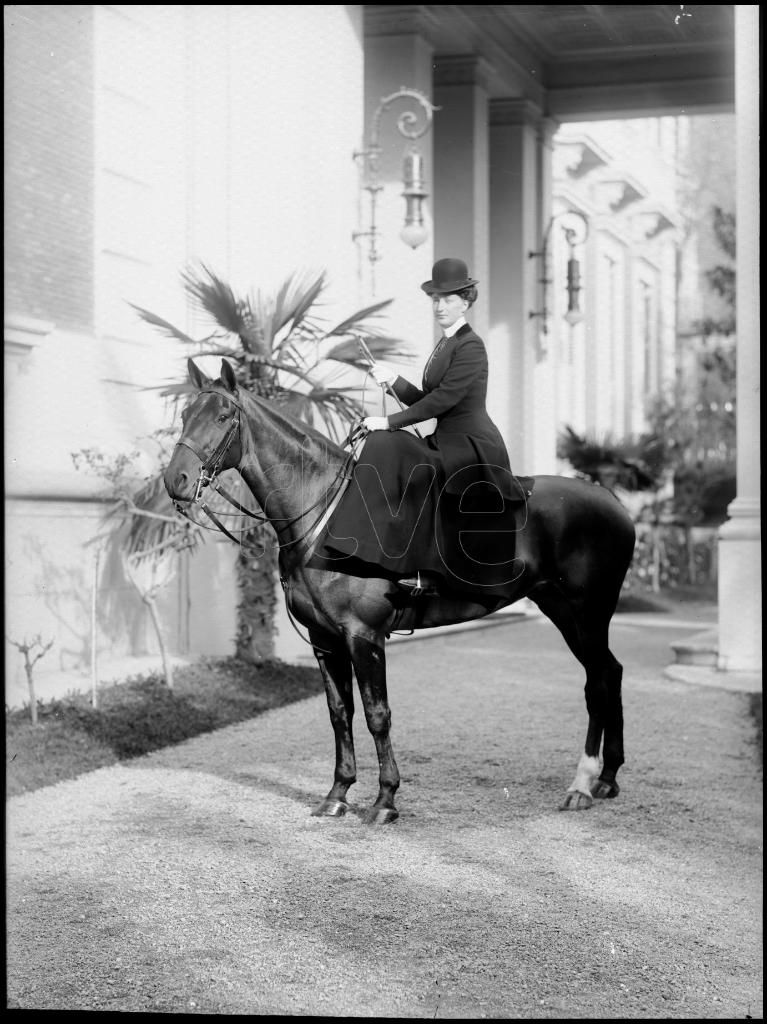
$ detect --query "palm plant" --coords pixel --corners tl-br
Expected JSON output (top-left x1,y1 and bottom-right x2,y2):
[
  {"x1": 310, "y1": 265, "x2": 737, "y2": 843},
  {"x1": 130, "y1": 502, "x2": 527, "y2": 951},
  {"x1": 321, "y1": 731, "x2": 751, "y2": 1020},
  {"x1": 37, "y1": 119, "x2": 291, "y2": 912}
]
[
  {"x1": 133, "y1": 264, "x2": 413, "y2": 437},
  {"x1": 557, "y1": 425, "x2": 669, "y2": 493},
  {"x1": 127, "y1": 264, "x2": 413, "y2": 663}
]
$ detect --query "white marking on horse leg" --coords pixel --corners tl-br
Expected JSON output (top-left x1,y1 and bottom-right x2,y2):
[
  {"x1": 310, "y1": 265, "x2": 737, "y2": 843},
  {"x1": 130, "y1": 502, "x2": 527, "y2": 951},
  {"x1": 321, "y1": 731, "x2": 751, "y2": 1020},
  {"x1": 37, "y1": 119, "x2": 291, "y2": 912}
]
[{"x1": 567, "y1": 753, "x2": 600, "y2": 794}]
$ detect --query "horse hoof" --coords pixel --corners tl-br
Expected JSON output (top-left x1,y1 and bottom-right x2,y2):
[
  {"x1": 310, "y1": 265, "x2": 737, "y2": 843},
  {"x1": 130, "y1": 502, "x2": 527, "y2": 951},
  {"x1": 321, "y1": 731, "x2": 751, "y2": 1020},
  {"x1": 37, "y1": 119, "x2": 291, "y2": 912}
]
[
  {"x1": 363, "y1": 806, "x2": 399, "y2": 825},
  {"x1": 559, "y1": 789, "x2": 593, "y2": 811},
  {"x1": 311, "y1": 798, "x2": 349, "y2": 818},
  {"x1": 591, "y1": 778, "x2": 620, "y2": 800}
]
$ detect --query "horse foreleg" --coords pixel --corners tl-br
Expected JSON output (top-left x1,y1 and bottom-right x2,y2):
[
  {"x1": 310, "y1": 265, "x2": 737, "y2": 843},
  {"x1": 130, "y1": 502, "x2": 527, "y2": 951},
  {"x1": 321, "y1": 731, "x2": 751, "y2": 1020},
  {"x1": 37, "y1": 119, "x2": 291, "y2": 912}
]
[
  {"x1": 311, "y1": 637, "x2": 357, "y2": 817},
  {"x1": 347, "y1": 633, "x2": 400, "y2": 825}
]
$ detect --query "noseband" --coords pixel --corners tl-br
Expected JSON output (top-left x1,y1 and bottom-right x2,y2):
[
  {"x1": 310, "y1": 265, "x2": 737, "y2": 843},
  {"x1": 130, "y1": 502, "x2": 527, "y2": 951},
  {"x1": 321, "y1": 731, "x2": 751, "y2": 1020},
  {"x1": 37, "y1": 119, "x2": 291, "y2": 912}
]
[
  {"x1": 174, "y1": 400, "x2": 241, "y2": 504},
  {"x1": 171, "y1": 389, "x2": 251, "y2": 540}
]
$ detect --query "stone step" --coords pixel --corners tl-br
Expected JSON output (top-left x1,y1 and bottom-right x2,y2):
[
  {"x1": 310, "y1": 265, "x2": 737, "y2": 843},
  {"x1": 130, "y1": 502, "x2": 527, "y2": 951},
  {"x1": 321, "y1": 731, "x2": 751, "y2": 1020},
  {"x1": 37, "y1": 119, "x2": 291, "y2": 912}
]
[{"x1": 670, "y1": 628, "x2": 719, "y2": 667}]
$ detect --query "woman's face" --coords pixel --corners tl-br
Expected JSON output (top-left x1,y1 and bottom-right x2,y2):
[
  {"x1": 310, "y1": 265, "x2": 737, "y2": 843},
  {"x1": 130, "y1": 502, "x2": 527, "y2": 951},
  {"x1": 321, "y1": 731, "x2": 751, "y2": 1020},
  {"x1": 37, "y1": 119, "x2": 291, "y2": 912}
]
[{"x1": 432, "y1": 292, "x2": 469, "y2": 331}]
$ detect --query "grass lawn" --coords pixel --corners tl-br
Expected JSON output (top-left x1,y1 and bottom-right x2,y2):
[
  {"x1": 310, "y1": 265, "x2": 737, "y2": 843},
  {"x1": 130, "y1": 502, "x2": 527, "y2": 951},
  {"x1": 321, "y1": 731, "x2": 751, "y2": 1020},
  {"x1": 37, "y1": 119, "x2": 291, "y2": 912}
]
[{"x1": 6, "y1": 656, "x2": 324, "y2": 798}]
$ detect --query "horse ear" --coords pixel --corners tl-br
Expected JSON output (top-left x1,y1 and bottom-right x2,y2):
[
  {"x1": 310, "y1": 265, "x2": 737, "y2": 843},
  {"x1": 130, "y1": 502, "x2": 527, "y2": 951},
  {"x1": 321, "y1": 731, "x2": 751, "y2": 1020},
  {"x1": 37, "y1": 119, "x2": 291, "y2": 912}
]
[
  {"x1": 220, "y1": 359, "x2": 238, "y2": 394},
  {"x1": 188, "y1": 358, "x2": 210, "y2": 390}
]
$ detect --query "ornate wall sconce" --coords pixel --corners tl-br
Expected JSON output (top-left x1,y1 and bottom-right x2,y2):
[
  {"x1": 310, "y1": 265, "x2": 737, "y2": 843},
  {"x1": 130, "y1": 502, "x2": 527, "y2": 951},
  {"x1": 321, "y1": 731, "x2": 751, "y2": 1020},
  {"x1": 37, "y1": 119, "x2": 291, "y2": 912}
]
[
  {"x1": 353, "y1": 87, "x2": 439, "y2": 293},
  {"x1": 528, "y1": 210, "x2": 590, "y2": 335}
]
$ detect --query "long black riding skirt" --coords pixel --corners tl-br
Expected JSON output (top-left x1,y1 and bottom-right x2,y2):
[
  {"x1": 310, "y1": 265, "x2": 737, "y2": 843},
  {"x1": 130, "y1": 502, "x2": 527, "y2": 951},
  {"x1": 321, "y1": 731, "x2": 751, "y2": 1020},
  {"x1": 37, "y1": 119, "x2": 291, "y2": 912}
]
[{"x1": 315, "y1": 431, "x2": 526, "y2": 597}]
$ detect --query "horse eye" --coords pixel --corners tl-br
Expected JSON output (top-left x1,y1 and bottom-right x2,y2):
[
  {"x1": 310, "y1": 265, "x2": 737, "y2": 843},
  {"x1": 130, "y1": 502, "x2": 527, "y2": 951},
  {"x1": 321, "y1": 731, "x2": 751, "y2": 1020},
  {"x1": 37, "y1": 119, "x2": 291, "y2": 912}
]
[{"x1": 217, "y1": 412, "x2": 229, "y2": 424}]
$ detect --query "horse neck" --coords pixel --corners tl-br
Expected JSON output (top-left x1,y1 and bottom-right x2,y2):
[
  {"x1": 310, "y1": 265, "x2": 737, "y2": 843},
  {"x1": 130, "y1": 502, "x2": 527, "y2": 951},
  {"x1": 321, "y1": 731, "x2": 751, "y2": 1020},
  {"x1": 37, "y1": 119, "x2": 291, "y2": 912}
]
[{"x1": 235, "y1": 393, "x2": 347, "y2": 537}]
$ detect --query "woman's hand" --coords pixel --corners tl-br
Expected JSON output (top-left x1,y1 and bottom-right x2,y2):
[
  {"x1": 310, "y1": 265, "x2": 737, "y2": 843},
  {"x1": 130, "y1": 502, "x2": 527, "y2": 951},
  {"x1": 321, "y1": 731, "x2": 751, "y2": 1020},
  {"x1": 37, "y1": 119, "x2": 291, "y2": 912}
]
[
  {"x1": 370, "y1": 362, "x2": 398, "y2": 386},
  {"x1": 362, "y1": 416, "x2": 390, "y2": 432}
]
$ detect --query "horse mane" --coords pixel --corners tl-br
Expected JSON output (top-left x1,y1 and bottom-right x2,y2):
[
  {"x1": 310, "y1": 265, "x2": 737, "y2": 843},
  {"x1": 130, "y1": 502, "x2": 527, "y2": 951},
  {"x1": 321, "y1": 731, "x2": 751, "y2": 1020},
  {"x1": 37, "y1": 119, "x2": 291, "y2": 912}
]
[{"x1": 207, "y1": 380, "x2": 348, "y2": 469}]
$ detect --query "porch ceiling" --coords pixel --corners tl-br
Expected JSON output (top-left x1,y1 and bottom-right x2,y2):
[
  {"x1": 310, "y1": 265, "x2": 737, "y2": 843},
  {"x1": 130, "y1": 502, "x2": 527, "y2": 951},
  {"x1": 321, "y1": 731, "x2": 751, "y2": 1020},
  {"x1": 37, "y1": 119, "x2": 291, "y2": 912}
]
[{"x1": 364, "y1": 5, "x2": 736, "y2": 119}]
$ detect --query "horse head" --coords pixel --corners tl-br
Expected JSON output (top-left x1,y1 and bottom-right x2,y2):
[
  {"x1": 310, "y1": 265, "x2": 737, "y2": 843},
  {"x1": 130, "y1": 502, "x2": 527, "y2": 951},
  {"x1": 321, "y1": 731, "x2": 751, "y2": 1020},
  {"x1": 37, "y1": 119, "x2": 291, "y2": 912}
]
[{"x1": 164, "y1": 358, "x2": 243, "y2": 505}]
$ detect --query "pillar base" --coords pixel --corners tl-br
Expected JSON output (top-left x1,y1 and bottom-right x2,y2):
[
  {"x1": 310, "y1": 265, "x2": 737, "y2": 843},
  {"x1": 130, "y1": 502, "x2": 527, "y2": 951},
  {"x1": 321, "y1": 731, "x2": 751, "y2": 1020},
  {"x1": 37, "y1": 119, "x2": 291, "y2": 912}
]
[
  {"x1": 663, "y1": 658, "x2": 762, "y2": 695},
  {"x1": 717, "y1": 500, "x2": 761, "y2": 673},
  {"x1": 670, "y1": 628, "x2": 718, "y2": 667}
]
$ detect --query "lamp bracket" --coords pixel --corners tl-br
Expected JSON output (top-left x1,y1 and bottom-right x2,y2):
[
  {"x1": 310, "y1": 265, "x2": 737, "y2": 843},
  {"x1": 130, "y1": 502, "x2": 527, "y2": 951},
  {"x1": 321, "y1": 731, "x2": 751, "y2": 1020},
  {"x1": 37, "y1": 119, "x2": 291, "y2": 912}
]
[
  {"x1": 528, "y1": 209, "x2": 590, "y2": 337},
  {"x1": 365, "y1": 87, "x2": 438, "y2": 152},
  {"x1": 353, "y1": 87, "x2": 440, "y2": 294}
]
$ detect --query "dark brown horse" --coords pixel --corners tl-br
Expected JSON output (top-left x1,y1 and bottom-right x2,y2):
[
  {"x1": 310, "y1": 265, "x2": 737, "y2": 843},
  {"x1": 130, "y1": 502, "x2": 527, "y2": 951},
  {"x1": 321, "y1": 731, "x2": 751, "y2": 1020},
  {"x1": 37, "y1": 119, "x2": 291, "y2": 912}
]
[{"x1": 164, "y1": 358, "x2": 636, "y2": 824}]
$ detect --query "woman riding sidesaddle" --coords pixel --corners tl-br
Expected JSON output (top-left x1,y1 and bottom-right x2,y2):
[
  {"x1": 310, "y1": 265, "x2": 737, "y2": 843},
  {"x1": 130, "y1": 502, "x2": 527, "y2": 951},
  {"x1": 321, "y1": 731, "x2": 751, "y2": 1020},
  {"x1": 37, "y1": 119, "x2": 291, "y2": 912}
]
[{"x1": 317, "y1": 258, "x2": 527, "y2": 601}]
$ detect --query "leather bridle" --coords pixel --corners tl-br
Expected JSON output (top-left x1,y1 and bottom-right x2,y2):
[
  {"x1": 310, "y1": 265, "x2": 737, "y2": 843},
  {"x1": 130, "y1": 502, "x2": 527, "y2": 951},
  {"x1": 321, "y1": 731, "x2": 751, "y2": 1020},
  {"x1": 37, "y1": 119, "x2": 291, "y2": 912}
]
[
  {"x1": 171, "y1": 388, "x2": 359, "y2": 563},
  {"x1": 175, "y1": 410, "x2": 242, "y2": 505}
]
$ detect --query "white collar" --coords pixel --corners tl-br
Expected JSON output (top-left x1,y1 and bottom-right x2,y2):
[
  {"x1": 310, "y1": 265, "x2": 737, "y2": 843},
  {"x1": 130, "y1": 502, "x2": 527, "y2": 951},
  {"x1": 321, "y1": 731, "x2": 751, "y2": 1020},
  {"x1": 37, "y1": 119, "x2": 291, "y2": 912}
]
[{"x1": 444, "y1": 316, "x2": 467, "y2": 339}]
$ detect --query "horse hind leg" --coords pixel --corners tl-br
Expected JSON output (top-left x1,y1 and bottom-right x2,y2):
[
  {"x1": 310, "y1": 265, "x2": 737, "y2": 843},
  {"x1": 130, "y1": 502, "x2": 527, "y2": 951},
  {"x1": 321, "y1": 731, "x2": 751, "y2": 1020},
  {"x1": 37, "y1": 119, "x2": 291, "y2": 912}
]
[
  {"x1": 311, "y1": 635, "x2": 357, "y2": 817},
  {"x1": 529, "y1": 585, "x2": 624, "y2": 810},
  {"x1": 585, "y1": 647, "x2": 623, "y2": 802},
  {"x1": 563, "y1": 648, "x2": 623, "y2": 810}
]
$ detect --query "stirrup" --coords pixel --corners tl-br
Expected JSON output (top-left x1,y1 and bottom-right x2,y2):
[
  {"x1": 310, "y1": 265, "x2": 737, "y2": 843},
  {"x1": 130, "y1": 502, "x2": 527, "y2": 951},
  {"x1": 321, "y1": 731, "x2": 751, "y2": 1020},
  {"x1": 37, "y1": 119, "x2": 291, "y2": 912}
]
[{"x1": 396, "y1": 571, "x2": 437, "y2": 598}]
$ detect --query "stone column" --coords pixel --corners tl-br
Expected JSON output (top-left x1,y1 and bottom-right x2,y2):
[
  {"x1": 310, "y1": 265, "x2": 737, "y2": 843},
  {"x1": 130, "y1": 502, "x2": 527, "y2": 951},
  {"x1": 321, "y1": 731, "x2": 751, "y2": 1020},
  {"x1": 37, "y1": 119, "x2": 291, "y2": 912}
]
[
  {"x1": 717, "y1": 4, "x2": 761, "y2": 673},
  {"x1": 487, "y1": 98, "x2": 558, "y2": 473},
  {"x1": 432, "y1": 55, "x2": 492, "y2": 343}
]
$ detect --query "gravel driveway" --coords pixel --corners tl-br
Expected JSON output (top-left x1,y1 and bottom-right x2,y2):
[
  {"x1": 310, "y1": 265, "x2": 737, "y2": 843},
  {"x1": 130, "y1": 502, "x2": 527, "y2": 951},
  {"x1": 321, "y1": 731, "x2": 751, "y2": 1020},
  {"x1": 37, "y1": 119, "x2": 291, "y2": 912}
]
[{"x1": 6, "y1": 613, "x2": 763, "y2": 1017}]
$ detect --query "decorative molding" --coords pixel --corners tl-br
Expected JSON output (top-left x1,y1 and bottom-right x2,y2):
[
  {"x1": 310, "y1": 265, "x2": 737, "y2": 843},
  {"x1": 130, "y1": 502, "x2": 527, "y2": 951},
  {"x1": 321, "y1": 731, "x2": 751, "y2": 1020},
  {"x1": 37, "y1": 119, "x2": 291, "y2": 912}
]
[
  {"x1": 633, "y1": 209, "x2": 677, "y2": 240},
  {"x1": 5, "y1": 491, "x2": 111, "y2": 506},
  {"x1": 433, "y1": 54, "x2": 495, "y2": 92},
  {"x1": 4, "y1": 314, "x2": 54, "y2": 358},
  {"x1": 538, "y1": 117, "x2": 560, "y2": 150},
  {"x1": 366, "y1": 6, "x2": 547, "y2": 108},
  {"x1": 489, "y1": 97, "x2": 543, "y2": 128},
  {"x1": 595, "y1": 178, "x2": 647, "y2": 213},
  {"x1": 100, "y1": 248, "x2": 152, "y2": 266},
  {"x1": 554, "y1": 136, "x2": 610, "y2": 179},
  {"x1": 552, "y1": 187, "x2": 595, "y2": 221},
  {"x1": 548, "y1": 77, "x2": 735, "y2": 120},
  {"x1": 363, "y1": 5, "x2": 439, "y2": 40}
]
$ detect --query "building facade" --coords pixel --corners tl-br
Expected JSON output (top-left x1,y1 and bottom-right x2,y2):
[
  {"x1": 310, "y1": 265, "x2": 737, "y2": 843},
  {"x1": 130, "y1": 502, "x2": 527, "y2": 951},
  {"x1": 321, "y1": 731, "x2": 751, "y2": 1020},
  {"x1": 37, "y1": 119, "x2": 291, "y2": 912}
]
[
  {"x1": 5, "y1": 5, "x2": 758, "y2": 697},
  {"x1": 549, "y1": 118, "x2": 683, "y2": 449}
]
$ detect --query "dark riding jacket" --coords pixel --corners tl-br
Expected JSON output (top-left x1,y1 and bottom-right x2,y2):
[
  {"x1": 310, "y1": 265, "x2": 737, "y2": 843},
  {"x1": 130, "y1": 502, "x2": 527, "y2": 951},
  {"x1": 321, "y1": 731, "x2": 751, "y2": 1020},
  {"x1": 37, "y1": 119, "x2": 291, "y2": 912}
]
[
  {"x1": 321, "y1": 323, "x2": 519, "y2": 593},
  {"x1": 386, "y1": 323, "x2": 515, "y2": 499}
]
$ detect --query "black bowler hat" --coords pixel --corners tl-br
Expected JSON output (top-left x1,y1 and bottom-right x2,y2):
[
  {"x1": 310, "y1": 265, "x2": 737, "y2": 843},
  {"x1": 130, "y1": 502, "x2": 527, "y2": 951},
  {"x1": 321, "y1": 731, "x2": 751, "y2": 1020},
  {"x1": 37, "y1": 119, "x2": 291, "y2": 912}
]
[{"x1": 420, "y1": 257, "x2": 478, "y2": 295}]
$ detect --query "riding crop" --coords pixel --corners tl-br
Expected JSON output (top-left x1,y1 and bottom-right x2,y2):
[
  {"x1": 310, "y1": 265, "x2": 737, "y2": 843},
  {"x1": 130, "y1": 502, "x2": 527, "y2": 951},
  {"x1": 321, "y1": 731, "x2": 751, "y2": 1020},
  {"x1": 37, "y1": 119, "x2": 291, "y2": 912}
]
[{"x1": 356, "y1": 338, "x2": 423, "y2": 439}]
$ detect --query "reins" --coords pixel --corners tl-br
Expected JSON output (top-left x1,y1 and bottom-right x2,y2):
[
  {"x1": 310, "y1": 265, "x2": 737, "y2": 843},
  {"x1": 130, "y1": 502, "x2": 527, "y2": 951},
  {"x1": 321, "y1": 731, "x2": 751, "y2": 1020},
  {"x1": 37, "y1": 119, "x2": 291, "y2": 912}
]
[{"x1": 172, "y1": 388, "x2": 361, "y2": 555}]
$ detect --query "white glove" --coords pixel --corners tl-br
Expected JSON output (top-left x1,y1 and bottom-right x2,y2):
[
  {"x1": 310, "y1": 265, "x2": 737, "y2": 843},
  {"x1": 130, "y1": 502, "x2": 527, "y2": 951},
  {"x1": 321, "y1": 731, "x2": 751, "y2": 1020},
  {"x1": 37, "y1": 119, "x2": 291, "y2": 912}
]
[
  {"x1": 362, "y1": 416, "x2": 390, "y2": 432},
  {"x1": 370, "y1": 362, "x2": 398, "y2": 386}
]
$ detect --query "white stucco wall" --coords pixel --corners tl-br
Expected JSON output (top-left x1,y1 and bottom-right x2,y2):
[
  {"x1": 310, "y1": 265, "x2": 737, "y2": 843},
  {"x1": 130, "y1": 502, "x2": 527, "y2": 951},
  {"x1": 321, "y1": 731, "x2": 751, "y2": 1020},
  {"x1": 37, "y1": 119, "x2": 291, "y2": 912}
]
[{"x1": 5, "y1": 5, "x2": 368, "y2": 685}]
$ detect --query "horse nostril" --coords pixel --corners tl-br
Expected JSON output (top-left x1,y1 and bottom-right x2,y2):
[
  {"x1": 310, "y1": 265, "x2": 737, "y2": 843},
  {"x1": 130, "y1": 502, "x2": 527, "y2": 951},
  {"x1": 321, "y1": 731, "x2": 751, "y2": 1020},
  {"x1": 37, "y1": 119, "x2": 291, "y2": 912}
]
[{"x1": 164, "y1": 469, "x2": 189, "y2": 498}]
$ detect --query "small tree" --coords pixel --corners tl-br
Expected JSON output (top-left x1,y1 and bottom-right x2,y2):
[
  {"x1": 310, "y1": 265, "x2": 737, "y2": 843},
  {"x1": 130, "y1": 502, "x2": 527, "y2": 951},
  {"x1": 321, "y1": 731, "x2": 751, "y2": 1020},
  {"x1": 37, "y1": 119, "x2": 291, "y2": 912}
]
[
  {"x1": 72, "y1": 443, "x2": 202, "y2": 688},
  {"x1": 8, "y1": 634, "x2": 54, "y2": 724}
]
